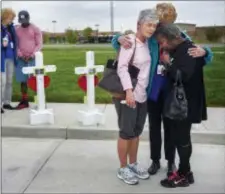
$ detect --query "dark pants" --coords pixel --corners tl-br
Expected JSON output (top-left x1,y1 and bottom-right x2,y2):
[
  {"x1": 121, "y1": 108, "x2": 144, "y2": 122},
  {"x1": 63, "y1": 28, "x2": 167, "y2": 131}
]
[
  {"x1": 147, "y1": 91, "x2": 176, "y2": 163},
  {"x1": 168, "y1": 119, "x2": 192, "y2": 175},
  {"x1": 113, "y1": 98, "x2": 147, "y2": 140}
]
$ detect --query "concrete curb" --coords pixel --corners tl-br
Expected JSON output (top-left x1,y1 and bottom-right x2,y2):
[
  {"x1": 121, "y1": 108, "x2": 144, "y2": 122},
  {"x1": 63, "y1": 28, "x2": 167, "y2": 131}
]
[
  {"x1": 2, "y1": 125, "x2": 225, "y2": 145},
  {"x1": 2, "y1": 125, "x2": 66, "y2": 139}
]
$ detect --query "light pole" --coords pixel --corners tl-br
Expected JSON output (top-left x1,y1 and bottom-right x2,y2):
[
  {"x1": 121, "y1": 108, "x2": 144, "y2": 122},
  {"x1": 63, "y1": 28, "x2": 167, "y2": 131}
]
[
  {"x1": 95, "y1": 24, "x2": 99, "y2": 43},
  {"x1": 52, "y1": 20, "x2": 57, "y2": 43},
  {"x1": 110, "y1": 1, "x2": 114, "y2": 34}
]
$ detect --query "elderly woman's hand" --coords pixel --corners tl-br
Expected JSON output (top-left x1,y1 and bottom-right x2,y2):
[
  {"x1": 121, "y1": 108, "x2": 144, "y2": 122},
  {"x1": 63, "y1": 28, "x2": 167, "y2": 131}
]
[
  {"x1": 118, "y1": 35, "x2": 133, "y2": 49},
  {"x1": 188, "y1": 45, "x2": 206, "y2": 58},
  {"x1": 161, "y1": 52, "x2": 171, "y2": 64},
  {"x1": 126, "y1": 89, "x2": 136, "y2": 108}
]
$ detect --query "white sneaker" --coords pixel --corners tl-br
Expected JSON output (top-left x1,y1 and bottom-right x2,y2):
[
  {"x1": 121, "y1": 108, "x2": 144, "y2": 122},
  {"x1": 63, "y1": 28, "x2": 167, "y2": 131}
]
[
  {"x1": 128, "y1": 162, "x2": 150, "y2": 180},
  {"x1": 117, "y1": 166, "x2": 139, "y2": 185}
]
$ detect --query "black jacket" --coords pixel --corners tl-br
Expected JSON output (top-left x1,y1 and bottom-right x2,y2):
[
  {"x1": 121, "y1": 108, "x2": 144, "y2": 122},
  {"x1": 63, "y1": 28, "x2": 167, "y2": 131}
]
[{"x1": 165, "y1": 40, "x2": 207, "y2": 123}]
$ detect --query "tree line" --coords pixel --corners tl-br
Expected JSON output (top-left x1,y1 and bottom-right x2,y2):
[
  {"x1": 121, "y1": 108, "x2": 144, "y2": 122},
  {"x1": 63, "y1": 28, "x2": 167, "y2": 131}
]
[
  {"x1": 43, "y1": 26, "x2": 224, "y2": 44},
  {"x1": 43, "y1": 27, "x2": 109, "y2": 44}
]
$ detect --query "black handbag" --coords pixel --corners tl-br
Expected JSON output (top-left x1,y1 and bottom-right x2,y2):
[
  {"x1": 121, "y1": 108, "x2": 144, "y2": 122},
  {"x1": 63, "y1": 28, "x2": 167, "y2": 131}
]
[
  {"x1": 98, "y1": 39, "x2": 139, "y2": 98},
  {"x1": 163, "y1": 70, "x2": 188, "y2": 120}
]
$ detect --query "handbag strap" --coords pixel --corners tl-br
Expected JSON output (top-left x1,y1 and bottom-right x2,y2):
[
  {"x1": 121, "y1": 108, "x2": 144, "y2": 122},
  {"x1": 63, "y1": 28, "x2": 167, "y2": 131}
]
[
  {"x1": 175, "y1": 70, "x2": 183, "y2": 86},
  {"x1": 128, "y1": 38, "x2": 136, "y2": 66},
  {"x1": 115, "y1": 36, "x2": 137, "y2": 66}
]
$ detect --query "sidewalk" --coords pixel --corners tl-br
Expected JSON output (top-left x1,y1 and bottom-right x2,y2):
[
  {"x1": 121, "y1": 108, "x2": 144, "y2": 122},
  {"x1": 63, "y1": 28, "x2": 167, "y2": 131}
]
[
  {"x1": 2, "y1": 138, "x2": 225, "y2": 193},
  {"x1": 1, "y1": 103, "x2": 225, "y2": 145}
]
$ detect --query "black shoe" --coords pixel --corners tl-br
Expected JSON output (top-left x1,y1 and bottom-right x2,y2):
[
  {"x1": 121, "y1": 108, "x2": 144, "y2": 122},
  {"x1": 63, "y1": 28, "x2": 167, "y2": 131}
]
[
  {"x1": 1, "y1": 108, "x2": 4, "y2": 114},
  {"x1": 16, "y1": 100, "x2": 29, "y2": 110},
  {"x1": 3, "y1": 104, "x2": 15, "y2": 110},
  {"x1": 161, "y1": 172, "x2": 189, "y2": 188},
  {"x1": 148, "y1": 161, "x2": 160, "y2": 175},
  {"x1": 167, "y1": 162, "x2": 177, "y2": 177},
  {"x1": 186, "y1": 171, "x2": 194, "y2": 184}
]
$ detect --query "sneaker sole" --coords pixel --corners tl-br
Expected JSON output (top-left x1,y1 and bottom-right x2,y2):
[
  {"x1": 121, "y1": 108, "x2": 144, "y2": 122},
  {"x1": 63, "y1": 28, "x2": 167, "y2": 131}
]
[
  {"x1": 3, "y1": 108, "x2": 15, "y2": 110},
  {"x1": 16, "y1": 106, "x2": 29, "y2": 110},
  {"x1": 117, "y1": 174, "x2": 139, "y2": 185},
  {"x1": 161, "y1": 182, "x2": 190, "y2": 188},
  {"x1": 134, "y1": 173, "x2": 150, "y2": 180}
]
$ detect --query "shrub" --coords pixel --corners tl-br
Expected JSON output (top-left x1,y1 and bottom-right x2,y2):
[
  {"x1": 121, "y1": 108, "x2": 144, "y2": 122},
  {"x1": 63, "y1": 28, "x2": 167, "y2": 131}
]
[{"x1": 205, "y1": 27, "x2": 223, "y2": 42}]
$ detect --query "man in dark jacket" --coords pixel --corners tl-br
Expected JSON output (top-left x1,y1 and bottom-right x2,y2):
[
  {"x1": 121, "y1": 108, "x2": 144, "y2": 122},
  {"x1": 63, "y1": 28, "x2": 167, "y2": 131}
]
[{"x1": 154, "y1": 23, "x2": 207, "y2": 188}]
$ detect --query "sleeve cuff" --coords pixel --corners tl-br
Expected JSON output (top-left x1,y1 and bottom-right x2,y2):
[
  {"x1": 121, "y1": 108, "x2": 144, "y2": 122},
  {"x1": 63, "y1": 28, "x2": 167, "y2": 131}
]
[
  {"x1": 203, "y1": 46, "x2": 213, "y2": 64},
  {"x1": 112, "y1": 33, "x2": 122, "y2": 51}
]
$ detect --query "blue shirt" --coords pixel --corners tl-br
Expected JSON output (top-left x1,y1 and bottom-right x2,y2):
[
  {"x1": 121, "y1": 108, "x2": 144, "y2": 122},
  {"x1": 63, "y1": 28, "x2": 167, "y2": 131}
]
[{"x1": 4, "y1": 33, "x2": 14, "y2": 59}]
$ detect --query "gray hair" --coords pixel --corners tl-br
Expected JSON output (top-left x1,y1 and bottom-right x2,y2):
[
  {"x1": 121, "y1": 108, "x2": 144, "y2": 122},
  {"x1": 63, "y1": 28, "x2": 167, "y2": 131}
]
[
  {"x1": 138, "y1": 8, "x2": 159, "y2": 24},
  {"x1": 155, "y1": 23, "x2": 181, "y2": 41}
]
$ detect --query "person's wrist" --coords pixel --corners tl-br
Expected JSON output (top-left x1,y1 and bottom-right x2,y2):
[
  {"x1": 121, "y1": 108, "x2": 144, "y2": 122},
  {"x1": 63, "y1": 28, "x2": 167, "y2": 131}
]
[{"x1": 126, "y1": 89, "x2": 133, "y2": 94}]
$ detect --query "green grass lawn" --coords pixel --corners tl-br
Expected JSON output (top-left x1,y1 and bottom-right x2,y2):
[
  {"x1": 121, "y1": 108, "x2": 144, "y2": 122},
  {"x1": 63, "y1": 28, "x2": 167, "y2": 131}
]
[
  {"x1": 12, "y1": 47, "x2": 225, "y2": 107},
  {"x1": 211, "y1": 47, "x2": 225, "y2": 52}
]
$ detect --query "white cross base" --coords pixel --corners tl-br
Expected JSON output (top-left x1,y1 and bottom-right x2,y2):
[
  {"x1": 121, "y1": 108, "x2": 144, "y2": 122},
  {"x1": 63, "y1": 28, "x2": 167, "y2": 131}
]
[
  {"x1": 29, "y1": 109, "x2": 54, "y2": 125},
  {"x1": 77, "y1": 108, "x2": 105, "y2": 126},
  {"x1": 22, "y1": 51, "x2": 56, "y2": 125},
  {"x1": 75, "y1": 51, "x2": 105, "y2": 126}
]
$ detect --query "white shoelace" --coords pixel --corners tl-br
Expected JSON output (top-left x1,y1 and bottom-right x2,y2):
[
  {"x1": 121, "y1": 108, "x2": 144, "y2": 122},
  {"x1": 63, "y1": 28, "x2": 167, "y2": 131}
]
[
  {"x1": 133, "y1": 163, "x2": 147, "y2": 174},
  {"x1": 122, "y1": 168, "x2": 135, "y2": 179}
]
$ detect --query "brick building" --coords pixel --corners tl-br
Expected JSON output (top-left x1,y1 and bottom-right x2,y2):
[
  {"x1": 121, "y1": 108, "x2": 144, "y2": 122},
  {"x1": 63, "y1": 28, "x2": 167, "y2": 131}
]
[
  {"x1": 175, "y1": 22, "x2": 196, "y2": 36},
  {"x1": 195, "y1": 26, "x2": 225, "y2": 43}
]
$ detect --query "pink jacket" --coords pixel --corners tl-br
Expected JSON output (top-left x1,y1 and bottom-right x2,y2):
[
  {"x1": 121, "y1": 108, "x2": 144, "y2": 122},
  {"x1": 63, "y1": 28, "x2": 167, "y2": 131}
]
[{"x1": 117, "y1": 34, "x2": 151, "y2": 103}]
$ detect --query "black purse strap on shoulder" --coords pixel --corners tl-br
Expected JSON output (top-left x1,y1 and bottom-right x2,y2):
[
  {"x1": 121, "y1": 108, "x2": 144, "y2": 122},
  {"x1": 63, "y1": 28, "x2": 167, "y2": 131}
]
[
  {"x1": 128, "y1": 38, "x2": 137, "y2": 66},
  {"x1": 115, "y1": 36, "x2": 137, "y2": 66},
  {"x1": 174, "y1": 70, "x2": 183, "y2": 86}
]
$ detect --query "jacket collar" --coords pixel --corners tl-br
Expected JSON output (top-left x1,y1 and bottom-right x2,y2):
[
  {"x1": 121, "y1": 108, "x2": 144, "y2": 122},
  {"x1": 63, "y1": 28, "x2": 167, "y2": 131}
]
[
  {"x1": 1, "y1": 22, "x2": 14, "y2": 28},
  {"x1": 169, "y1": 40, "x2": 188, "y2": 56}
]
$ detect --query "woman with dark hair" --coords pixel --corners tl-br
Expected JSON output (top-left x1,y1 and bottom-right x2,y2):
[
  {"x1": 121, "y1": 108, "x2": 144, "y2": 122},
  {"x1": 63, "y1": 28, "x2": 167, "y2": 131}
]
[{"x1": 155, "y1": 23, "x2": 207, "y2": 188}]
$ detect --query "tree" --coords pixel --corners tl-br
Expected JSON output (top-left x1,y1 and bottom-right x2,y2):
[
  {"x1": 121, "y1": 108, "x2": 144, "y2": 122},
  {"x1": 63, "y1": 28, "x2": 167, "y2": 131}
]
[
  {"x1": 205, "y1": 27, "x2": 223, "y2": 42},
  {"x1": 74, "y1": 30, "x2": 79, "y2": 43},
  {"x1": 101, "y1": 32, "x2": 108, "y2": 36},
  {"x1": 65, "y1": 28, "x2": 78, "y2": 44},
  {"x1": 83, "y1": 27, "x2": 93, "y2": 40},
  {"x1": 55, "y1": 35, "x2": 62, "y2": 43},
  {"x1": 43, "y1": 33, "x2": 50, "y2": 44}
]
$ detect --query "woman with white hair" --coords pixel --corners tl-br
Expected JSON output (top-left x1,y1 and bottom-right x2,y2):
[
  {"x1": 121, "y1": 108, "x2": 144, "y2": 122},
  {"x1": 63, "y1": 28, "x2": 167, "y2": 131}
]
[{"x1": 114, "y1": 8, "x2": 158, "y2": 185}]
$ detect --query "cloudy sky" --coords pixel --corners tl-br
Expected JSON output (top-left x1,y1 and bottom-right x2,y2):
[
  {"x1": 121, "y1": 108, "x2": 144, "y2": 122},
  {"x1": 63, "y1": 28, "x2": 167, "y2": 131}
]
[{"x1": 2, "y1": 1, "x2": 225, "y2": 33}]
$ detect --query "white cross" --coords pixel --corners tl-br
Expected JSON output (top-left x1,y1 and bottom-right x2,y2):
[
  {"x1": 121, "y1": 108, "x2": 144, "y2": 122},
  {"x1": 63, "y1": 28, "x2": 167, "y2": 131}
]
[
  {"x1": 75, "y1": 51, "x2": 105, "y2": 126},
  {"x1": 22, "y1": 51, "x2": 57, "y2": 125}
]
